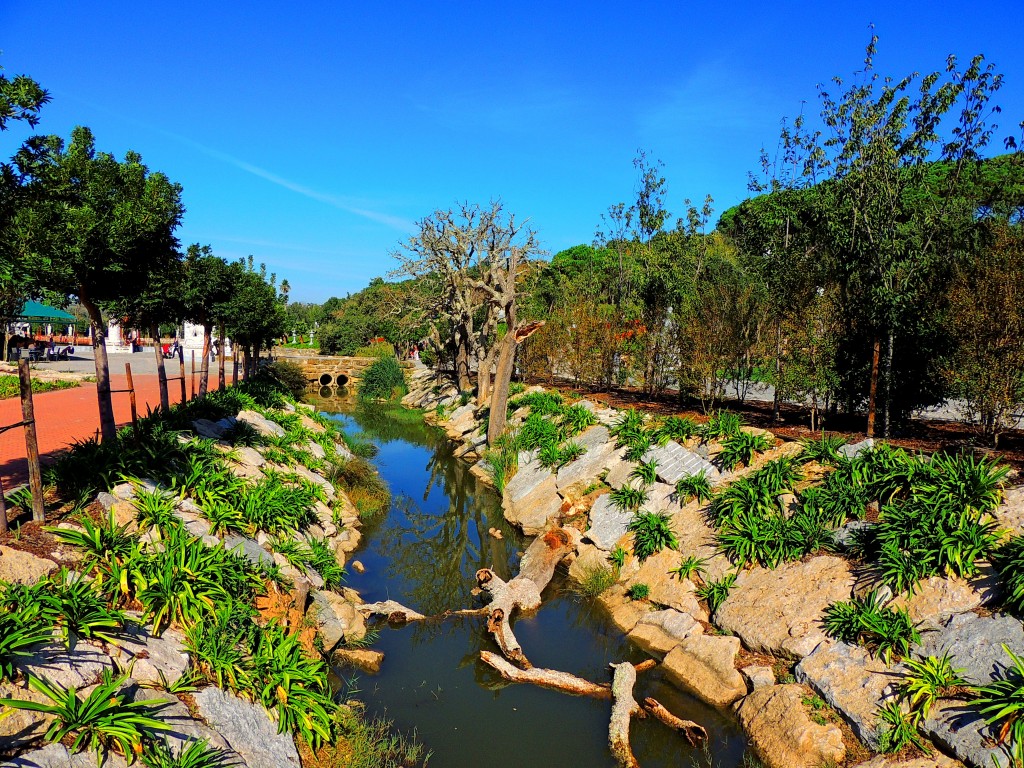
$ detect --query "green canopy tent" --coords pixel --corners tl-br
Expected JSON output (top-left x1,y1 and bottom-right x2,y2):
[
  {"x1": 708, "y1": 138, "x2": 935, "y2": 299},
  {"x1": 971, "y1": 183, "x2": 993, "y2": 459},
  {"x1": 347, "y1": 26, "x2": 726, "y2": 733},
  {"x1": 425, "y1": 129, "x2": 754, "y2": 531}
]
[{"x1": 16, "y1": 301, "x2": 75, "y2": 322}]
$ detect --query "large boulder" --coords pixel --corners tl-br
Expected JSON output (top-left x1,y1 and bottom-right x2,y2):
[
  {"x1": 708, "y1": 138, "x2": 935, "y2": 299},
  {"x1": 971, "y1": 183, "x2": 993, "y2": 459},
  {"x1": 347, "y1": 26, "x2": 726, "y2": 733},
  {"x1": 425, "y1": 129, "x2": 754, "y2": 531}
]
[
  {"x1": 312, "y1": 590, "x2": 367, "y2": 652},
  {"x1": 193, "y1": 686, "x2": 301, "y2": 768},
  {"x1": 133, "y1": 688, "x2": 233, "y2": 758},
  {"x1": 502, "y1": 457, "x2": 561, "y2": 535},
  {"x1": 0, "y1": 545, "x2": 55, "y2": 585},
  {"x1": 640, "y1": 440, "x2": 720, "y2": 486},
  {"x1": 583, "y1": 494, "x2": 632, "y2": 551},
  {"x1": 19, "y1": 642, "x2": 115, "y2": 689},
  {"x1": 3, "y1": 742, "x2": 127, "y2": 767},
  {"x1": 890, "y1": 571, "x2": 1000, "y2": 628},
  {"x1": 921, "y1": 699, "x2": 1014, "y2": 768},
  {"x1": 795, "y1": 640, "x2": 901, "y2": 749},
  {"x1": 994, "y1": 485, "x2": 1024, "y2": 535},
  {"x1": 716, "y1": 556, "x2": 855, "y2": 657},
  {"x1": 556, "y1": 426, "x2": 619, "y2": 493},
  {"x1": 110, "y1": 623, "x2": 189, "y2": 686},
  {"x1": 736, "y1": 684, "x2": 846, "y2": 768},
  {"x1": 661, "y1": 634, "x2": 746, "y2": 707},
  {"x1": 0, "y1": 678, "x2": 54, "y2": 748},
  {"x1": 624, "y1": 547, "x2": 705, "y2": 618},
  {"x1": 237, "y1": 409, "x2": 286, "y2": 438},
  {"x1": 916, "y1": 611, "x2": 1024, "y2": 686},
  {"x1": 628, "y1": 609, "x2": 703, "y2": 658},
  {"x1": 597, "y1": 585, "x2": 652, "y2": 634}
]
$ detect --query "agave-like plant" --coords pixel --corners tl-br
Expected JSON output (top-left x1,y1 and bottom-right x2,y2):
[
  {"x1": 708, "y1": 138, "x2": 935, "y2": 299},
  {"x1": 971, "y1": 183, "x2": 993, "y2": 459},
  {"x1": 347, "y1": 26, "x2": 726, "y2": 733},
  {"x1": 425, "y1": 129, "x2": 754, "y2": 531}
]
[
  {"x1": 609, "y1": 484, "x2": 649, "y2": 512},
  {"x1": 974, "y1": 644, "x2": 1024, "y2": 766},
  {"x1": 676, "y1": 471, "x2": 713, "y2": 504},
  {"x1": 628, "y1": 510, "x2": 678, "y2": 561}
]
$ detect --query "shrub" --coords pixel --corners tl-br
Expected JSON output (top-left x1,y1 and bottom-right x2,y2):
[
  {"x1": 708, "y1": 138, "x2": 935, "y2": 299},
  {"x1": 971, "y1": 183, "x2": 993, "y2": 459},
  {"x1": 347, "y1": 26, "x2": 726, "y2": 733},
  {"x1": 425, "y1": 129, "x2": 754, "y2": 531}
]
[
  {"x1": 875, "y1": 700, "x2": 926, "y2": 754},
  {"x1": 183, "y1": 606, "x2": 252, "y2": 691},
  {"x1": 900, "y1": 652, "x2": 967, "y2": 723},
  {"x1": 265, "y1": 360, "x2": 308, "y2": 399},
  {"x1": 628, "y1": 510, "x2": 678, "y2": 561},
  {"x1": 48, "y1": 510, "x2": 138, "y2": 576},
  {"x1": 610, "y1": 409, "x2": 653, "y2": 461},
  {"x1": 696, "y1": 572, "x2": 737, "y2": 613},
  {"x1": 718, "y1": 431, "x2": 771, "y2": 471},
  {"x1": 626, "y1": 583, "x2": 650, "y2": 601},
  {"x1": 974, "y1": 644, "x2": 1024, "y2": 767},
  {"x1": 653, "y1": 415, "x2": 699, "y2": 445},
  {"x1": 630, "y1": 459, "x2": 659, "y2": 487},
  {"x1": 358, "y1": 356, "x2": 406, "y2": 401},
  {"x1": 676, "y1": 471, "x2": 713, "y2": 504},
  {"x1": 508, "y1": 381, "x2": 526, "y2": 396},
  {"x1": 514, "y1": 413, "x2": 561, "y2": 452},
  {"x1": 353, "y1": 342, "x2": 397, "y2": 359},
  {"x1": 799, "y1": 434, "x2": 848, "y2": 465},
  {"x1": 0, "y1": 669, "x2": 169, "y2": 763},
  {"x1": 609, "y1": 485, "x2": 649, "y2": 512},
  {"x1": 508, "y1": 391, "x2": 563, "y2": 416},
  {"x1": 49, "y1": 571, "x2": 127, "y2": 647},
  {"x1": 560, "y1": 404, "x2": 597, "y2": 437},
  {"x1": 822, "y1": 590, "x2": 920, "y2": 663},
  {"x1": 702, "y1": 410, "x2": 743, "y2": 440},
  {"x1": 751, "y1": 457, "x2": 802, "y2": 496}
]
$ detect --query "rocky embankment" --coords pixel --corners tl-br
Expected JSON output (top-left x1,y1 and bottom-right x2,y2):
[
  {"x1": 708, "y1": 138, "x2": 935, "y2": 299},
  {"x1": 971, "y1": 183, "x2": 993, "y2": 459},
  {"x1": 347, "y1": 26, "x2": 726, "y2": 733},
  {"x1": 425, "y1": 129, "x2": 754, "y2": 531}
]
[
  {"x1": 402, "y1": 368, "x2": 1024, "y2": 768},
  {"x1": 0, "y1": 402, "x2": 379, "y2": 768}
]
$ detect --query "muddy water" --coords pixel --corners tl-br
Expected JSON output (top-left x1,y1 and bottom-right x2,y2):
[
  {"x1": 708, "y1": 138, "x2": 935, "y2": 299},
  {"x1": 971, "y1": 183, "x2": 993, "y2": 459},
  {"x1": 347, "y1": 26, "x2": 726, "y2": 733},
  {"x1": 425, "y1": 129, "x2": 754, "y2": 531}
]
[{"x1": 313, "y1": 393, "x2": 749, "y2": 768}]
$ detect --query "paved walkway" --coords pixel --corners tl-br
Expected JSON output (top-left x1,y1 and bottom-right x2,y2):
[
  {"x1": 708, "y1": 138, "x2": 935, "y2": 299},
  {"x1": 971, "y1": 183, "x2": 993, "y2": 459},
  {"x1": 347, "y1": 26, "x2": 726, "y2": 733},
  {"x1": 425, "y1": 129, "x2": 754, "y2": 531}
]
[{"x1": 0, "y1": 373, "x2": 193, "y2": 490}]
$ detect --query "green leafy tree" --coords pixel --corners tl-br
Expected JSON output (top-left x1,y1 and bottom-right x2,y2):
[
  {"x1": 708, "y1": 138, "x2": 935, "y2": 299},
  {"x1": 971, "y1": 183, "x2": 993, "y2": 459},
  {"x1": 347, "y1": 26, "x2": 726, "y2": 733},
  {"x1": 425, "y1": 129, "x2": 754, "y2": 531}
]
[
  {"x1": 181, "y1": 245, "x2": 234, "y2": 396},
  {"x1": 10, "y1": 127, "x2": 183, "y2": 440}
]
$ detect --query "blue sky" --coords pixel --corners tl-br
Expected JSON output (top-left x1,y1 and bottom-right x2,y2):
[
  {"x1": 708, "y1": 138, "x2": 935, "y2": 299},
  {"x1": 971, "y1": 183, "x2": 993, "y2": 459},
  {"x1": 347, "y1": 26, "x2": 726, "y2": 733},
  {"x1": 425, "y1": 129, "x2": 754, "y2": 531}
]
[{"x1": 3, "y1": 1, "x2": 1022, "y2": 302}]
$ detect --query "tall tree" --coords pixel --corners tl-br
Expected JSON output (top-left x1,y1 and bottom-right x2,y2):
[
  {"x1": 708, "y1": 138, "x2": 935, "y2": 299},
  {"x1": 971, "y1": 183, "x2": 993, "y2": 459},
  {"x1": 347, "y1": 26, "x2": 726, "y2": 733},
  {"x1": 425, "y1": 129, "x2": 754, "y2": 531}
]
[
  {"x1": 181, "y1": 245, "x2": 234, "y2": 397},
  {"x1": 10, "y1": 127, "x2": 182, "y2": 440}
]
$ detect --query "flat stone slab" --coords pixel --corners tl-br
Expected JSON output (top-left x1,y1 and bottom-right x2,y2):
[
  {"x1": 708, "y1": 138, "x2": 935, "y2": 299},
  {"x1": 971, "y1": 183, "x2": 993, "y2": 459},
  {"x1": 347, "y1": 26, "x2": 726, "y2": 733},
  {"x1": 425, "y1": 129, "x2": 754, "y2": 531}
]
[
  {"x1": 915, "y1": 611, "x2": 1024, "y2": 686},
  {"x1": 662, "y1": 634, "x2": 746, "y2": 708},
  {"x1": 4, "y1": 742, "x2": 127, "y2": 767},
  {"x1": 641, "y1": 440, "x2": 720, "y2": 486},
  {"x1": 110, "y1": 623, "x2": 189, "y2": 686},
  {"x1": 237, "y1": 410, "x2": 285, "y2": 438},
  {"x1": 193, "y1": 686, "x2": 301, "y2": 768},
  {"x1": 583, "y1": 493, "x2": 632, "y2": 551},
  {"x1": 795, "y1": 640, "x2": 902, "y2": 749},
  {"x1": 0, "y1": 545, "x2": 56, "y2": 585},
  {"x1": 716, "y1": 555, "x2": 855, "y2": 657},
  {"x1": 556, "y1": 426, "x2": 619, "y2": 491},
  {"x1": 133, "y1": 688, "x2": 234, "y2": 758},
  {"x1": 922, "y1": 699, "x2": 1014, "y2": 768},
  {"x1": 222, "y1": 534, "x2": 273, "y2": 567},
  {"x1": 737, "y1": 684, "x2": 846, "y2": 768},
  {"x1": 20, "y1": 642, "x2": 115, "y2": 689},
  {"x1": 503, "y1": 456, "x2": 561, "y2": 535}
]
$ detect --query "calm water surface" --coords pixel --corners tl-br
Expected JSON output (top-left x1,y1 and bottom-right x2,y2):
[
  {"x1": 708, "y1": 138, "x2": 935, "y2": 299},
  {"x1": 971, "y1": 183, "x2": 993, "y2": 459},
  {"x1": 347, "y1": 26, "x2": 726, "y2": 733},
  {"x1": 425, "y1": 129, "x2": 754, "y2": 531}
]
[{"x1": 312, "y1": 391, "x2": 749, "y2": 768}]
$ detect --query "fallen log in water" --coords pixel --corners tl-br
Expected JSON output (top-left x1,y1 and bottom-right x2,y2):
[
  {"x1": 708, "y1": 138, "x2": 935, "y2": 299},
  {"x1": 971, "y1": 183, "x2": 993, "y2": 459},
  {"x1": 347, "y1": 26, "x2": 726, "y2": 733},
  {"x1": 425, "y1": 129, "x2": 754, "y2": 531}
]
[
  {"x1": 358, "y1": 600, "x2": 486, "y2": 624},
  {"x1": 642, "y1": 697, "x2": 707, "y2": 746},
  {"x1": 609, "y1": 662, "x2": 644, "y2": 768},
  {"x1": 480, "y1": 650, "x2": 612, "y2": 698},
  {"x1": 476, "y1": 527, "x2": 577, "y2": 668}
]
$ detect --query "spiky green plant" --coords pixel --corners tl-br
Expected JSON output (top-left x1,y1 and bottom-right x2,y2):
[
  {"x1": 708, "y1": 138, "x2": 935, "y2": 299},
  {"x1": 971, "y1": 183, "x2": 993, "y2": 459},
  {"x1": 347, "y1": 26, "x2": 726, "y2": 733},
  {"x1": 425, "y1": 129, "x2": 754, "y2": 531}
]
[
  {"x1": 974, "y1": 644, "x2": 1024, "y2": 767},
  {"x1": 609, "y1": 484, "x2": 649, "y2": 512},
  {"x1": 676, "y1": 471, "x2": 713, "y2": 504},
  {"x1": 875, "y1": 700, "x2": 927, "y2": 753},
  {"x1": 718, "y1": 431, "x2": 771, "y2": 471},
  {"x1": 798, "y1": 434, "x2": 848, "y2": 465},
  {"x1": 560, "y1": 404, "x2": 597, "y2": 437},
  {"x1": 630, "y1": 459, "x2": 659, "y2": 487},
  {"x1": 900, "y1": 652, "x2": 968, "y2": 723},
  {"x1": 608, "y1": 546, "x2": 628, "y2": 569},
  {"x1": 702, "y1": 410, "x2": 743, "y2": 440},
  {"x1": 670, "y1": 555, "x2": 707, "y2": 582},
  {"x1": 822, "y1": 590, "x2": 920, "y2": 663},
  {"x1": 142, "y1": 738, "x2": 231, "y2": 768},
  {"x1": 628, "y1": 510, "x2": 678, "y2": 561},
  {"x1": 307, "y1": 537, "x2": 346, "y2": 590},
  {"x1": 653, "y1": 415, "x2": 699, "y2": 446},
  {"x1": 696, "y1": 572, "x2": 737, "y2": 613},
  {"x1": 625, "y1": 583, "x2": 650, "y2": 601}
]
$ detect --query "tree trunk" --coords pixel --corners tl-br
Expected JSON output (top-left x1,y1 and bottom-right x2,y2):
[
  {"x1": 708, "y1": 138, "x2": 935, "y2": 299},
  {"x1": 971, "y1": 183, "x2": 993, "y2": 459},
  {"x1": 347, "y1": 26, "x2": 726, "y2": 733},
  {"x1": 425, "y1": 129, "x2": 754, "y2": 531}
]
[
  {"x1": 477, "y1": 345, "x2": 497, "y2": 407},
  {"x1": 198, "y1": 323, "x2": 212, "y2": 397},
  {"x1": 487, "y1": 321, "x2": 544, "y2": 446},
  {"x1": 151, "y1": 323, "x2": 169, "y2": 413},
  {"x1": 609, "y1": 662, "x2": 643, "y2": 768},
  {"x1": 772, "y1": 324, "x2": 782, "y2": 423},
  {"x1": 218, "y1": 322, "x2": 226, "y2": 391},
  {"x1": 242, "y1": 346, "x2": 251, "y2": 381},
  {"x1": 81, "y1": 295, "x2": 116, "y2": 442},
  {"x1": 480, "y1": 651, "x2": 614, "y2": 698},
  {"x1": 641, "y1": 698, "x2": 706, "y2": 745},
  {"x1": 455, "y1": 330, "x2": 473, "y2": 392},
  {"x1": 882, "y1": 331, "x2": 894, "y2": 438},
  {"x1": 866, "y1": 336, "x2": 881, "y2": 438}
]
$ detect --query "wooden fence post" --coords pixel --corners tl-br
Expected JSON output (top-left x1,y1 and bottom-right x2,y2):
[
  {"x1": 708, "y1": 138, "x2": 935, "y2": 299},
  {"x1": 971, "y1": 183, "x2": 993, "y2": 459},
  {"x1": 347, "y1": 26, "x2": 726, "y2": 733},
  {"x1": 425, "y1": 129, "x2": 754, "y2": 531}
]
[
  {"x1": 0, "y1": 473, "x2": 8, "y2": 534},
  {"x1": 125, "y1": 363, "x2": 139, "y2": 434},
  {"x1": 18, "y1": 359, "x2": 45, "y2": 523},
  {"x1": 190, "y1": 350, "x2": 196, "y2": 400},
  {"x1": 179, "y1": 357, "x2": 187, "y2": 404}
]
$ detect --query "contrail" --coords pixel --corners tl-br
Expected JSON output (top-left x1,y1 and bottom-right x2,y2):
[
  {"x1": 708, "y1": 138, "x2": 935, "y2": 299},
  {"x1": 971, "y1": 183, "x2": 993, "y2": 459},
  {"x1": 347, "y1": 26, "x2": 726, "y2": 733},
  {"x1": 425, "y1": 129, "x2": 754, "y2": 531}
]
[{"x1": 51, "y1": 91, "x2": 415, "y2": 233}]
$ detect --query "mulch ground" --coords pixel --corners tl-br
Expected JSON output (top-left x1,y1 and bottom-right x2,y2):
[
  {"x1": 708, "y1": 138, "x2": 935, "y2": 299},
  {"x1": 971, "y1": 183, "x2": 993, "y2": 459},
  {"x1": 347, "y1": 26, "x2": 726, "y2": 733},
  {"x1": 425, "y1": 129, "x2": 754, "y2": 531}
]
[{"x1": 539, "y1": 378, "x2": 1024, "y2": 471}]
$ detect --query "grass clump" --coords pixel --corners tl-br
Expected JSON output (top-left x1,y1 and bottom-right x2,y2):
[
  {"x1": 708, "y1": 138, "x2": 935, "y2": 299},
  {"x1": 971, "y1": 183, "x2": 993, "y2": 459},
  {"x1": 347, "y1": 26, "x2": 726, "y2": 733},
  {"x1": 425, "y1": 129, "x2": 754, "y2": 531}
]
[
  {"x1": 570, "y1": 565, "x2": 618, "y2": 598},
  {"x1": 626, "y1": 583, "x2": 650, "y2": 601},
  {"x1": 609, "y1": 484, "x2": 649, "y2": 512},
  {"x1": 628, "y1": 510, "x2": 678, "y2": 562},
  {"x1": 676, "y1": 471, "x2": 712, "y2": 504},
  {"x1": 701, "y1": 410, "x2": 743, "y2": 440},
  {"x1": 822, "y1": 590, "x2": 920, "y2": 664},
  {"x1": 718, "y1": 430, "x2": 771, "y2": 472}
]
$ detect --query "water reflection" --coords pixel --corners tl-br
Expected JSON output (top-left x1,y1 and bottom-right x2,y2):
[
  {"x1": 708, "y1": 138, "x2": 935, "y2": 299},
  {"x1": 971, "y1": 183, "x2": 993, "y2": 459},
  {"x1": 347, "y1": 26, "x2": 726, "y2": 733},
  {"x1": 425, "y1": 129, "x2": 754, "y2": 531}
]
[{"x1": 314, "y1": 400, "x2": 749, "y2": 768}]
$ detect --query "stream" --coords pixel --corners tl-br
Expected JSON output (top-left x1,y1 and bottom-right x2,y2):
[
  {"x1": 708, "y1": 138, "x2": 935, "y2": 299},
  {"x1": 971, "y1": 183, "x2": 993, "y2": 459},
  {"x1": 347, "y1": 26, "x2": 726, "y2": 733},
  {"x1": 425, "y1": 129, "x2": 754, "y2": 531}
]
[{"x1": 312, "y1": 391, "x2": 750, "y2": 768}]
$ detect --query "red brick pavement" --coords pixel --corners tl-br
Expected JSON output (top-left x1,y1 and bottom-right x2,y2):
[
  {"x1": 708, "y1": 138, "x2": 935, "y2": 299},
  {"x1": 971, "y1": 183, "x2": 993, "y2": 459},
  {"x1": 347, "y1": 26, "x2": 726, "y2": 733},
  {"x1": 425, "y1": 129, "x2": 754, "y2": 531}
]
[{"x1": 0, "y1": 373, "x2": 190, "y2": 489}]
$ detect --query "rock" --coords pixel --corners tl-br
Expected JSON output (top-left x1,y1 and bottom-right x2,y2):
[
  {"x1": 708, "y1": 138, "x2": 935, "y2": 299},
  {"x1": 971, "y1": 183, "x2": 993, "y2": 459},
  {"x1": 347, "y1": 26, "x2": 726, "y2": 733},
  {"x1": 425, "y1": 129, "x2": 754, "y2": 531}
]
[
  {"x1": 111, "y1": 482, "x2": 135, "y2": 500},
  {"x1": 306, "y1": 439, "x2": 327, "y2": 460},
  {"x1": 795, "y1": 640, "x2": 901, "y2": 749},
  {"x1": 995, "y1": 485, "x2": 1024, "y2": 535},
  {"x1": 96, "y1": 491, "x2": 118, "y2": 510},
  {"x1": 629, "y1": 609, "x2": 703, "y2": 658},
  {"x1": 233, "y1": 445, "x2": 266, "y2": 469},
  {"x1": 839, "y1": 438, "x2": 874, "y2": 459},
  {"x1": 624, "y1": 548, "x2": 706, "y2": 618},
  {"x1": 488, "y1": 527, "x2": 503, "y2": 540},
  {"x1": 853, "y1": 755, "x2": 965, "y2": 768},
  {"x1": 597, "y1": 585, "x2": 651, "y2": 634},
  {"x1": 741, "y1": 665, "x2": 776, "y2": 691},
  {"x1": 583, "y1": 494, "x2": 632, "y2": 551},
  {"x1": 567, "y1": 543, "x2": 612, "y2": 584},
  {"x1": 292, "y1": 463, "x2": 335, "y2": 498},
  {"x1": 222, "y1": 534, "x2": 273, "y2": 567},
  {"x1": 605, "y1": 457, "x2": 637, "y2": 490},
  {"x1": 108, "y1": 500, "x2": 137, "y2": 528},
  {"x1": 237, "y1": 409, "x2": 286, "y2": 438},
  {"x1": 640, "y1": 440, "x2": 720, "y2": 486},
  {"x1": 3, "y1": 742, "x2": 127, "y2": 767},
  {"x1": 133, "y1": 688, "x2": 233, "y2": 758},
  {"x1": 19, "y1": 642, "x2": 115, "y2": 689},
  {"x1": 555, "y1": 426, "x2": 619, "y2": 492},
  {"x1": 716, "y1": 556, "x2": 855, "y2": 657},
  {"x1": 193, "y1": 686, "x2": 301, "y2": 768},
  {"x1": 332, "y1": 647, "x2": 385, "y2": 674},
  {"x1": 0, "y1": 545, "x2": 56, "y2": 584},
  {"x1": 351, "y1": 560, "x2": 365, "y2": 574},
  {"x1": 312, "y1": 590, "x2": 367, "y2": 652},
  {"x1": 834, "y1": 520, "x2": 873, "y2": 551},
  {"x1": 661, "y1": 634, "x2": 746, "y2": 708},
  {"x1": 891, "y1": 570, "x2": 999, "y2": 628},
  {"x1": 192, "y1": 418, "x2": 229, "y2": 439},
  {"x1": 736, "y1": 684, "x2": 846, "y2": 768},
  {"x1": 915, "y1": 611, "x2": 1024, "y2": 686},
  {"x1": 502, "y1": 458, "x2": 561, "y2": 535},
  {"x1": 921, "y1": 699, "x2": 1013, "y2": 768},
  {"x1": 0, "y1": 678, "x2": 54, "y2": 748},
  {"x1": 109, "y1": 623, "x2": 189, "y2": 686}
]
